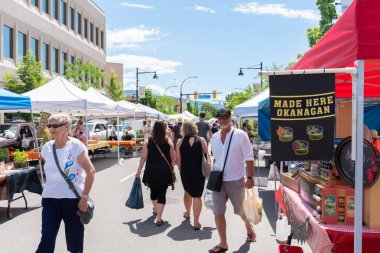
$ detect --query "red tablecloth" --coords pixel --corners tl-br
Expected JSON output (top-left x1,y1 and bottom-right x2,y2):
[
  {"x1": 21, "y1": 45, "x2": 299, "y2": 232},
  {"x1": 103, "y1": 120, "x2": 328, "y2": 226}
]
[{"x1": 276, "y1": 185, "x2": 380, "y2": 253}]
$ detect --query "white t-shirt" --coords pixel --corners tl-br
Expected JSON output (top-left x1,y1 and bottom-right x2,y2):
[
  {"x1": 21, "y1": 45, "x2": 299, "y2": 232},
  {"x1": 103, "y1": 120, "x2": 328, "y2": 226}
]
[
  {"x1": 210, "y1": 127, "x2": 254, "y2": 181},
  {"x1": 41, "y1": 137, "x2": 87, "y2": 198}
]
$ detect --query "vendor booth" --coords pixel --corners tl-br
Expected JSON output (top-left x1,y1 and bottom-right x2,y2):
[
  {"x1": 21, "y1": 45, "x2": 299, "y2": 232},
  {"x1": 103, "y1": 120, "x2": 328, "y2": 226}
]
[
  {"x1": 272, "y1": 0, "x2": 380, "y2": 252},
  {"x1": 233, "y1": 88, "x2": 269, "y2": 118}
]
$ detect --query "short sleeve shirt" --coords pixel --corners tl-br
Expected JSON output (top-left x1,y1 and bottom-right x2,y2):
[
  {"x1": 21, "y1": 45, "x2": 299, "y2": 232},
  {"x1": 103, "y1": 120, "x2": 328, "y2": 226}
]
[
  {"x1": 196, "y1": 120, "x2": 210, "y2": 140},
  {"x1": 210, "y1": 127, "x2": 254, "y2": 181},
  {"x1": 41, "y1": 137, "x2": 87, "y2": 198}
]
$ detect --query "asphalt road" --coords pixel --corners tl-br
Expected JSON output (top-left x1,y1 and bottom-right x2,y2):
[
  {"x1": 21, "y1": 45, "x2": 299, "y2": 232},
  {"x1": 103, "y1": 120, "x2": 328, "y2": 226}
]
[{"x1": 0, "y1": 155, "x2": 312, "y2": 253}]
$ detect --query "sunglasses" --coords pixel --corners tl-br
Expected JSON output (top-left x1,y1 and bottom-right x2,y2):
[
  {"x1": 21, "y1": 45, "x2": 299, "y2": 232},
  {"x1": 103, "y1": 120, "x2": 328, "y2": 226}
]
[
  {"x1": 217, "y1": 115, "x2": 230, "y2": 120},
  {"x1": 47, "y1": 123, "x2": 66, "y2": 129}
]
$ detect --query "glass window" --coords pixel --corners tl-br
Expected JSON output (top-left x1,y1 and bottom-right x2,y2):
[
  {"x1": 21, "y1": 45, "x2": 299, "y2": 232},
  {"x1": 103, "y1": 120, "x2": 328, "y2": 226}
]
[
  {"x1": 31, "y1": 38, "x2": 39, "y2": 61},
  {"x1": 84, "y1": 18, "x2": 88, "y2": 39},
  {"x1": 31, "y1": 0, "x2": 39, "y2": 7},
  {"x1": 95, "y1": 27, "x2": 99, "y2": 46},
  {"x1": 18, "y1": 32, "x2": 26, "y2": 61},
  {"x1": 42, "y1": 0, "x2": 48, "y2": 13},
  {"x1": 52, "y1": 47, "x2": 58, "y2": 73},
  {"x1": 70, "y1": 55, "x2": 75, "y2": 63},
  {"x1": 61, "y1": 51, "x2": 67, "y2": 74},
  {"x1": 4, "y1": 25, "x2": 14, "y2": 59},
  {"x1": 76, "y1": 12, "x2": 82, "y2": 35},
  {"x1": 101, "y1": 31, "x2": 104, "y2": 49},
  {"x1": 90, "y1": 23, "x2": 94, "y2": 43},
  {"x1": 52, "y1": 0, "x2": 58, "y2": 20},
  {"x1": 42, "y1": 43, "x2": 49, "y2": 70},
  {"x1": 60, "y1": 0, "x2": 66, "y2": 25},
  {"x1": 69, "y1": 7, "x2": 74, "y2": 30}
]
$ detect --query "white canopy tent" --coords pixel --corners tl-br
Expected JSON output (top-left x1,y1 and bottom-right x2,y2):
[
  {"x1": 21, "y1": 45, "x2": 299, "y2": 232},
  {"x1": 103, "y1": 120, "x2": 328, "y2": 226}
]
[
  {"x1": 168, "y1": 110, "x2": 198, "y2": 122},
  {"x1": 22, "y1": 76, "x2": 114, "y2": 115},
  {"x1": 136, "y1": 103, "x2": 168, "y2": 120},
  {"x1": 233, "y1": 88, "x2": 269, "y2": 118},
  {"x1": 116, "y1": 100, "x2": 149, "y2": 118}
]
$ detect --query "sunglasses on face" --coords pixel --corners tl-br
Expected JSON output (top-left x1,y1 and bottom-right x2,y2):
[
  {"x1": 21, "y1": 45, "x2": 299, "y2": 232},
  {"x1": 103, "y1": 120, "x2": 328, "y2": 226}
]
[
  {"x1": 47, "y1": 123, "x2": 66, "y2": 129},
  {"x1": 217, "y1": 115, "x2": 230, "y2": 120}
]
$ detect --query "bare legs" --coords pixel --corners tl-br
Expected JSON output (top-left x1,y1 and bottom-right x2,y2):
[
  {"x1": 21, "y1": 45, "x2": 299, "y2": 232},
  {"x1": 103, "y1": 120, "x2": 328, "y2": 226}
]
[
  {"x1": 156, "y1": 203, "x2": 165, "y2": 222},
  {"x1": 214, "y1": 214, "x2": 228, "y2": 249},
  {"x1": 183, "y1": 192, "x2": 202, "y2": 227}
]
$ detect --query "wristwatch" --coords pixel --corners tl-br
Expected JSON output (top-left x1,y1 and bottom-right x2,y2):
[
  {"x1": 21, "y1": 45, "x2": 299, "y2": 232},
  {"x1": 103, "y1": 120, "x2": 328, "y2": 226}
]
[{"x1": 247, "y1": 176, "x2": 253, "y2": 180}]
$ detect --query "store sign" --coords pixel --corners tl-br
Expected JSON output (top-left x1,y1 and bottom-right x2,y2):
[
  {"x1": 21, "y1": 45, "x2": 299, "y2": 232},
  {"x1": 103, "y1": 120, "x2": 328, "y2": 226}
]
[
  {"x1": 269, "y1": 74, "x2": 335, "y2": 161},
  {"x1": 139, "y1": 86, "x2": 146, "y2": 98}
]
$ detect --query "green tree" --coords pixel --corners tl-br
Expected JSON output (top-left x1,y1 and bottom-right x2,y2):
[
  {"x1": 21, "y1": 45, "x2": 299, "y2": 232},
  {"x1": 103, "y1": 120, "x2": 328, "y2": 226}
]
[
  {"x1": 139, "y1": 88, "x2": 157, "y2": 108},
  {"x1": 64, "y1": 59, "x2": 105, "y2": 90},
  {"x1": 105, "y1": 70, "x2": 124, "y2": 101},
  {"x1": 200, "y1": 102, "x2": 218, "y2": 119},
  {"x1": 156, "y1": 96, "x2": 176, "y2": 114},
  {"x1": 3, "y1": 51, "x2": 46, "y2": 94},
  {"x1": 225, "y1": 91, "x2": 252, "y2": 111},
  {"x1": 186, "y1": 102, "x2": 193, "y2": 113},
  {"x1": 306, "y1": 0, "x2": 337, "y2": 47}
]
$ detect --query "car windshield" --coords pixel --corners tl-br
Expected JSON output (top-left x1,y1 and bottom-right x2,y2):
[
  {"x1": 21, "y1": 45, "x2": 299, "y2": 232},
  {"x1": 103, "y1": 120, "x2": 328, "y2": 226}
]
[
  {"x1": 0, "y1": 125, "x2": 18, "y2": 137},
  {"x1": 86, "y1": 124, "x2": 94, "y2": 132}
]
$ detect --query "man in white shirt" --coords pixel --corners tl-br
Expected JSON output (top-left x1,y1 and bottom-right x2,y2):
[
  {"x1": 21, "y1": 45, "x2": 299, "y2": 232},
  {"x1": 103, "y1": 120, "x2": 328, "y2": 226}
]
[{"x1": 209, "y1": 108, "x2": 255, "y2": 253}]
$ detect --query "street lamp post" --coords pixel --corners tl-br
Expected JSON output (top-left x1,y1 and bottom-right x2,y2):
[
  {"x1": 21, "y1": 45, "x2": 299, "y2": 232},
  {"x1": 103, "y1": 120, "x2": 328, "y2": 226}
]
[
  {"x1": 136, "y1": 67, "x2": 158, "y2": 101},
  {"x1": 238, "y1": 62, "x2": 263, "y2": 87},
  {"x1": 164, "y1": 85, "x2": 177, "y2": 97},
  {"x1": 179, "y1": 76, "x2": 197, "y2": 113}
]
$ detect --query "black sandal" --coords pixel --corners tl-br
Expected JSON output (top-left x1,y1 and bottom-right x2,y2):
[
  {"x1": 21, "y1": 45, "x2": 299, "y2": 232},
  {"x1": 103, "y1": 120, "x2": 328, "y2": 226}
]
[
  {"x1": 155, "y1": 220, "x2": 164, "y2": 226},
  {"x1": 183, "y1": 212, "x2": 190, "y2": 220},
  {"x1": 246, "y1": 231, "x2": 256, "y2": 242},
  {"x1": 193, "y1": 223, "x2": 202, "y2": 230},
  {"x1": 208, "y1": 245, "x2": 228, "y2": 253}
]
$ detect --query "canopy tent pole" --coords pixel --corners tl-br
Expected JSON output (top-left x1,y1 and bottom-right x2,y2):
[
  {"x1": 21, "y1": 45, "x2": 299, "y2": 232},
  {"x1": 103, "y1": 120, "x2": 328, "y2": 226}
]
[
  {"x1": 85, "y1": 101, "x2": 88, "y2": 148},
  {"x1": 133, "y1": 108, "x2": 136, "y2": 142},
  {"x1": 30, "y1": 108, "x2": 44, "y2": 185},
  {"x1": 353, "y1": 61, "x2": 364, "y2": 253},
  {"x1": 117, "y1": 109, "x2": 121, "y2": 165}
]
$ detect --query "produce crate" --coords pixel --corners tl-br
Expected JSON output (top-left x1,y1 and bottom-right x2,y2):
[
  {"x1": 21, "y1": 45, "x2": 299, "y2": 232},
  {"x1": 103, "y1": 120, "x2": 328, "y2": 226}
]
[{"x1": 280, "y1": 172, "x2": 300, "y2": 193}]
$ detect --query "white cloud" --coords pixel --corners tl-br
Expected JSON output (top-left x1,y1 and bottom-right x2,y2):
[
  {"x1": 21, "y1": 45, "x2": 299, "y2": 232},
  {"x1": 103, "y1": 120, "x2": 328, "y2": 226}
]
[
  {"x1": 107, "y1": 25, "x2": 160, "y2": 50},
  {"x1": 120, "y1": 2, "x2": 154, "y2": 9},
  {"x1": 233, "y1": 2, "x2": 319, "y2": 22},
  {"x1": 192, "y1": 5, "x2": 217, "y2": 14},
  {"x1": 106, "y1": 54, "x2": 183, "y2": 84},
  {"x1": 123, "y1": 84, "x2": 179, "y2": 97}
]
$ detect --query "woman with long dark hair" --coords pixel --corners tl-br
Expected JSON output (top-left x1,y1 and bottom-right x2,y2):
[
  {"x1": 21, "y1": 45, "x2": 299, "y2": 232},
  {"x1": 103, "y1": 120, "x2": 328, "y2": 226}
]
[{"x1": 136, "y1": 121, "x2": 175, "y2": 225}]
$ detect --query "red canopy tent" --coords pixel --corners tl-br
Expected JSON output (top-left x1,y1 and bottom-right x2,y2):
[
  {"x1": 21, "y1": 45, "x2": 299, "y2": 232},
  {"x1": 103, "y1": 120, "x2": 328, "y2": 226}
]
[{"x1": 290, "y1": 0, "x2": 380, "y2": 98}]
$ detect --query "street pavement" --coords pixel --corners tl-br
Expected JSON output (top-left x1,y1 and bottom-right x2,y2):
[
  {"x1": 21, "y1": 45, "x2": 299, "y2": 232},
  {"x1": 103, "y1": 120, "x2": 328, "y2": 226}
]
[{"x1": 0, "y1": 155, "x2": 312, "y2": 253}]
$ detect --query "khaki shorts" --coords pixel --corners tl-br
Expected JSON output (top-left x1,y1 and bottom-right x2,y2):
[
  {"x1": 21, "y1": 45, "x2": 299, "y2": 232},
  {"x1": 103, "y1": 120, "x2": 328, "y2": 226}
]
[{"x1": 212, "y1": 177, "x2": 245, "y2": 215}]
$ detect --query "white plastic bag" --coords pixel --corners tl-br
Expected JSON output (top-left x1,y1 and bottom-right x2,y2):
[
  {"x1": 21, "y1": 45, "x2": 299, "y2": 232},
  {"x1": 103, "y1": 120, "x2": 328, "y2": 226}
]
[
  {"x1": 204, "y1": 190, "x2": 214, "y2": 211},
  {"x1": 268, "y1": 162, "x2": 280, "y2": 181},
  {"x1": 276, "y1": 214, "x2": 291, "y2": 244},
  {"x1": 21, "y1": 134, "x2": 30, "y2": 149},
  {"x1": 243, "y1": 189, "x2": 263, "y2": 225}
]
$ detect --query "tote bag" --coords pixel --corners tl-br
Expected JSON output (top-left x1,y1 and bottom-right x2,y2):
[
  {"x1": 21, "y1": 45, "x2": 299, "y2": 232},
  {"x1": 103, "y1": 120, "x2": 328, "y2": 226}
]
[
  {"x1": 243, "y1": 189, "x2": 263, "y2": 225},
  {"x1": 126, "y1": 177, "x2": 144, "y2": 209}
]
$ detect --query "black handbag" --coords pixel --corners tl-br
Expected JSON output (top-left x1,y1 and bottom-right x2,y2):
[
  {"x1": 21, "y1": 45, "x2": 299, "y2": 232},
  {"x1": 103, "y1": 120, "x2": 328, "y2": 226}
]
[
  {"x1": 206, "y1": 130, "x2": 234, "y2": 192},
  {"x1": 53, "y1": 144, "x2": 94, "y2": 225}
]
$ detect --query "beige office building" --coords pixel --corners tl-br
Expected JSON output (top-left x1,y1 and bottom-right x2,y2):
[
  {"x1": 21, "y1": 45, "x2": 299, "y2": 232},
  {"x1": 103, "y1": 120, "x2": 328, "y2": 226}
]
[{"x1": 0, "y1": 0, "x2": 114, "y2": 83}]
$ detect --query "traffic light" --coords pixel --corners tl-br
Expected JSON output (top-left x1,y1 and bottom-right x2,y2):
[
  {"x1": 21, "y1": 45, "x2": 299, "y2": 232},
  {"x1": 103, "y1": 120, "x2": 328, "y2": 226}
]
[
  {"x1": 194, "y1": 91, "x2": 198, "y2": 99},
  {"x1": 212, "y1": 90, "x2": 216, "y2": 99}
]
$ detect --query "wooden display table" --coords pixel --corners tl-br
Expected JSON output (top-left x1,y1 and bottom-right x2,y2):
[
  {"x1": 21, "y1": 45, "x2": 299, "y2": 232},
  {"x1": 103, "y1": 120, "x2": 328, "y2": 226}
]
[
  {"x1": 107, "y1": 140, "x2": 136, "y2": 147},
  {"x1": 87, "y1": 141, "x2": 110, "y2": 153}
]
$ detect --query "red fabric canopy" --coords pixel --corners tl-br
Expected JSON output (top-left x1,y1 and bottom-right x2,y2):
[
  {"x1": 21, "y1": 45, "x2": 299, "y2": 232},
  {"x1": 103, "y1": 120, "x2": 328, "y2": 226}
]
[{"x1": 290, "y1": 0, "x2": 380, "y2": 98}]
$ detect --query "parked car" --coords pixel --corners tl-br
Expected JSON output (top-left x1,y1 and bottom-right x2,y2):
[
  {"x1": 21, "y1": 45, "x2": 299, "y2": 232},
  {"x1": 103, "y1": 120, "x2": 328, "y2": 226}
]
[
  {"x1": 107, "y1": 124, "x2": 135, "y2": 140},
  {"x1": 0, "y1": 122, "x2": 37, "y2": 150},
  {"x1": 86, "y1": 120, "x2": 108, "y2": 140}
]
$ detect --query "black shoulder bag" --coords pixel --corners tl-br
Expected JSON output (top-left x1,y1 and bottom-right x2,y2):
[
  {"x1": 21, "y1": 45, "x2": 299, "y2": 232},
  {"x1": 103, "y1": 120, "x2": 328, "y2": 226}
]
[
  {"x1": 206, "y1": 130, "x2": 234, "y2": 192},
  {"x1": 52, "y1": 143, "x2": 94, "y2": 225}
]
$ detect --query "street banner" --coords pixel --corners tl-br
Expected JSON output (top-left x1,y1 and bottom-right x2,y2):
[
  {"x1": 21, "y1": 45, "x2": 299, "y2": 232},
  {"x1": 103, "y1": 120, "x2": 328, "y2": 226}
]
[
  {"x1": 269, "y1": 74, "x2": 335, "y2": 161},
  {"x1": 139, "y1": 86, "x2": 146, "y2": 98}
]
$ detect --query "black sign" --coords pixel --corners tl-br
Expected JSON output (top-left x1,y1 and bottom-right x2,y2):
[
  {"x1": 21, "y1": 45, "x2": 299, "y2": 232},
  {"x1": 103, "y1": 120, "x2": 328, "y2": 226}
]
[
  {"x1": 335, "y1": 137, "x2": 380, "y2": 187},
  {"x1": 270, "y1": 74, "x2": 335, "y2": 161}
]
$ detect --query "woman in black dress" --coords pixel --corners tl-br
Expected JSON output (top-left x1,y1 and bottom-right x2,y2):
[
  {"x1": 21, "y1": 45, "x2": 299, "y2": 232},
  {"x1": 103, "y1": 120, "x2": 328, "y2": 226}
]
[
  {"x1": 136, "y1": 121, "x2": 175, "y2": 226},
  {"x1": 176, "y1": 121, "x2": 207, "y2": 230}
]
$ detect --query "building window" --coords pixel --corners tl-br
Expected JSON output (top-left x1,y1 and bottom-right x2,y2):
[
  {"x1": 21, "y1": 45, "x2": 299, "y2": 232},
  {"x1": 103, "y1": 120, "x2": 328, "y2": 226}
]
[
  {"x1": 84, "y1": 18, "x2": 88, "y2": 39},
  {"x1": 52, "y1": 0, "x2": 58, "y2": 20},
  {"x1": 61, "y1": 51, "x2": 67, "y2": 74},
  {"x1": 60, "y1": 0, "x2": 66, "y2": 25},
  {"x1": 70, "y1": 55, "x2": 75, "y2": 63},
  {"x1": 42, "y1": 43, "x2": 49, "y2": 70},
  {"x1": 18, "y1": 32, "x2": 26, "y2": 61},
  {"x1": 42, "y1": 0, "x2": 48, "y2": 14},
  {"x1": 4, "y1": 25, "x2": 14, "y2": 59},
  {"x1": 31, "y1": 0, "x2": 39, "y2": 7},
  {"x1": 90, "y1": 22, "x2": 94, "y2": 43},
  {"x1": 31, "y1": 38, "x2": 39, "y2": 61},
  {"x1": 95, "y1": 27, "x2": 99, "y2": 46},
  {"x1": 69, "y1": 7, "x2": 74, "y2": 30},
  {"x1": 100, "y1": 31, "x2": 104, "y2": 49},
  {"x1": 77, "y1": 12, "x2": 82, "y2": 35},
  {"x1": 52, "y1": 47, "x2": 58, "y2": 73}
]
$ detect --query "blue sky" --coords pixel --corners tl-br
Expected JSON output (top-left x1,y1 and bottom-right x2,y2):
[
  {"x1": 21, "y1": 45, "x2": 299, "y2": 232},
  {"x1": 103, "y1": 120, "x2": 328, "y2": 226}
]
[{"x1": 98, "y1": 1, "x2": 338, "y2": 101}]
